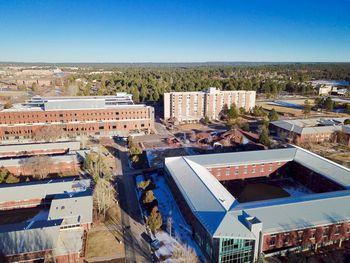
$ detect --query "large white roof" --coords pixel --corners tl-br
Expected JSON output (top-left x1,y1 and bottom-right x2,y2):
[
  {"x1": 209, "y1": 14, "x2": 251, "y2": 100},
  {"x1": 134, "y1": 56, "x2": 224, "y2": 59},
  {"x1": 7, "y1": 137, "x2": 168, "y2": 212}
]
[{"x1": 164, "y1": 146, "x2": 350, "y2": 238}]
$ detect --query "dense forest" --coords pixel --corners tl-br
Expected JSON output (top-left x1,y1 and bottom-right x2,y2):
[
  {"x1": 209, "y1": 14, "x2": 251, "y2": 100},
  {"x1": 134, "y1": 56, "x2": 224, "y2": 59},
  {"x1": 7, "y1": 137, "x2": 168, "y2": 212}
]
[{"x1": 67, "y1": 63, "x2": 350, "y2": 103}]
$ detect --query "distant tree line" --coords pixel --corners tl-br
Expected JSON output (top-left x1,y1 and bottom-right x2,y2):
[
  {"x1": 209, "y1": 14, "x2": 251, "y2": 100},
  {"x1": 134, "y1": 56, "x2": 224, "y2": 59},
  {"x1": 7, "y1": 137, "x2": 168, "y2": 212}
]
[{"x1": 72, "y1": 64, "x2": 350, "y2": 102}]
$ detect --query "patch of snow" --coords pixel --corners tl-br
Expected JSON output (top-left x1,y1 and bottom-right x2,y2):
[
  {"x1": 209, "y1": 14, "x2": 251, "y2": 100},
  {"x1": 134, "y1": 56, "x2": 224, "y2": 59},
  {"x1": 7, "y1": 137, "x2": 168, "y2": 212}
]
[
  {"x1": 283, "y1": 185, "x2": 313, "y2": 198},
  {"x1": 155, "y1": 231, "x2": 177, "y2": 259},
  {"x1": 152, "y1": 175, "x2": 205, "y2": 262},
  {"x1": 29, "y1": 210, "x2": 49, "y2": 222},
  {"x1": 146, "y1": 149, "x2": 158, "y2": 168}
]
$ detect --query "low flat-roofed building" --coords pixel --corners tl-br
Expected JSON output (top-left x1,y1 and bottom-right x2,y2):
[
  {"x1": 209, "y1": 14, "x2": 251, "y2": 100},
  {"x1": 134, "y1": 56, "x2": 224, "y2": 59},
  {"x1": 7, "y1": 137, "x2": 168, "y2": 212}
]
[
  {"x1": 0, "y1": 177, "x2": 92, "y2": 262},
  {"x1": 164, "y1": 145, "x2": 350, "y2": 262},
  {"x1": 0, "y1": 141, "x2": 80, "y2": 158},
  {"x1": 271, "y1": 117, "x2": 348, "y2": 144}
]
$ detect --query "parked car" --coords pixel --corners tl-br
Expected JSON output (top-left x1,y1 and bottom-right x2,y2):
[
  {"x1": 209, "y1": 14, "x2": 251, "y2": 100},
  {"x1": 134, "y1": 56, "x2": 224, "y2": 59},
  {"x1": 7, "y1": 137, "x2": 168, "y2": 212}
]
[{"x1": 150, "y1": 239, "x2": 161, "y2": 251}]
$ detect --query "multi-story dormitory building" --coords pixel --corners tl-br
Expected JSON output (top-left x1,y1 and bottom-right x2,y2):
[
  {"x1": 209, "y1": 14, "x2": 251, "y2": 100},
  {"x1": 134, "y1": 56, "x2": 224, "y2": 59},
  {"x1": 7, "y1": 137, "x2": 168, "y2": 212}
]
[
  {"x1": 164, "y1": 145, "x2": 350, "y2": 263},
  {"x1": 0, "y1": 177, "x2": 93, "y2": 263},
  {"x1": 163, "y1": 87, "x2": 256, "y2": 123},
  {"x1": 0, "y1": 93, "x2": 155, "y2": 141}
]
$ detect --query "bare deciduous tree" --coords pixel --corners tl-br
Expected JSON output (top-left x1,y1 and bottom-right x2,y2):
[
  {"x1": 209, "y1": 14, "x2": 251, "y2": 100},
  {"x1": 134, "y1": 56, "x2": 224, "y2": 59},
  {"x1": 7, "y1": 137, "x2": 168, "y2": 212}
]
[
  {"x1": 171, "y1": 243, "x2": 200, "y2": 263},
  {"x1": 84, "y1": 152, "x2": 111, "y2": 182},
  {"x1": 33, "y1": 125, "x2": 65, "y2": 142},
  {"x1": 93, "y1": 178, "x2": 116, "y2": 219},
  {"x1": 21, "y1": 155, "x2": 53, "y2": 179}
]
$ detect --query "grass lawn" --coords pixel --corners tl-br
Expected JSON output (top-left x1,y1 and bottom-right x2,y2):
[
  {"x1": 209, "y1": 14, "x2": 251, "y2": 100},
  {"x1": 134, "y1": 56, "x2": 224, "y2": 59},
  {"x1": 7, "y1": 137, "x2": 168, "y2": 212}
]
[
  {"x1": 238, "y1": 183, "x2": 290, "y2": 203},
  {"x1": 86, "y1": 222, "x2": 124, "y2": 259},
  {"x1": 86, "y1": 205, "x2": 124, "y2": 260}
]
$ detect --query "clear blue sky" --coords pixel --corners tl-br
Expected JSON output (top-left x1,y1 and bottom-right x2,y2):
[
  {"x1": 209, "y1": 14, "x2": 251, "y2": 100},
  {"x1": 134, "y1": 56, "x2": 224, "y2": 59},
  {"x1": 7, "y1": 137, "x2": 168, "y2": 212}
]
[{"x1": 0, "y1": 0, "x2": 349, "y2": 62}]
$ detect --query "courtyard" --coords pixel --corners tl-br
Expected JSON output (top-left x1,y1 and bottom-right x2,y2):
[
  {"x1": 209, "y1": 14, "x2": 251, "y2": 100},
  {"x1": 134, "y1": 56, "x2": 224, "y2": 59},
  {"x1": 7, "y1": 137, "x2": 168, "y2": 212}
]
[{"x1": 221, "y1": 177, "x2": 313, "y2": 203}]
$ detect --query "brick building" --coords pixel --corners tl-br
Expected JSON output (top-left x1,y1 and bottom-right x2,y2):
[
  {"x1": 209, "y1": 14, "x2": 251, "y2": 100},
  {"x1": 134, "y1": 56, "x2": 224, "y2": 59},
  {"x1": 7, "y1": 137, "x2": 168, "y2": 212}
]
[
  {"x1": 163, "y1": 87, "x2": 256, "y2": 123},
  {"x1": 0, "y1": 177, "x2": 92, "y2": 262},
  {"x1": 0, "y1": 93, "x2": 154, "y2": 141},
  {"x1": 270, "y1": 117, "x2": 348, "y2": 144},
  {"x1": 164, "y1": 146, "x2": 350, "y2": 262}
]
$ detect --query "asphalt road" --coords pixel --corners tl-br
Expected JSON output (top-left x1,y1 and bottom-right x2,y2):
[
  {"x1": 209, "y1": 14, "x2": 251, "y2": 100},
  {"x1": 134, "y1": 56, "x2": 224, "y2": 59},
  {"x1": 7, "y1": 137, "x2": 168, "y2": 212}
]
[{"x1": 114, "y1": 144, "x2": 152, "y2": 263}]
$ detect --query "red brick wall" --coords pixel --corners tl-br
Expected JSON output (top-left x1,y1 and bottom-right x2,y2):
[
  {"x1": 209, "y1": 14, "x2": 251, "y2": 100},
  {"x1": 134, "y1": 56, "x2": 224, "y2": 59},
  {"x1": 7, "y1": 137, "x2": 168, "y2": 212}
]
[
  {"x1": 298, "y1": 132, "x2": 335, "y2": 144},
  {"x1": 290, "y1": 162, "x2": 344, "y2": 192},
  {"x1": 262, "y1": 221, "x2": 350, "y2": 252},
  {"x1": 55, "y1": 253, "x2": 80, "y2": 263},
  {"x1": 0, "y1": 148, "x2": 67, "y2": 158},
  {"x1": 0, "y1": 198, "x2": 43, "y2": 210},
  {"x1": 0, "y1": 107, "x2": 154, "y2": 139},
  {"x1": 274, "y1": 127, "x2": 335, "y2": 144},
  {"x1": 6, "y1": 161, "x2": 79, "y2": 176},
  {"x1": 207, "y1": 161, "x2": 287, "y2": 181}
]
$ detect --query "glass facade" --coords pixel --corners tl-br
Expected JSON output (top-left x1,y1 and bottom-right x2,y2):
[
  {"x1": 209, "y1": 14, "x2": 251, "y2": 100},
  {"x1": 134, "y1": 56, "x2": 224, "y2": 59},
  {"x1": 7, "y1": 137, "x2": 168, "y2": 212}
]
[{"x1": 219, "y1": 238, "x2": 254, "y2": 263}]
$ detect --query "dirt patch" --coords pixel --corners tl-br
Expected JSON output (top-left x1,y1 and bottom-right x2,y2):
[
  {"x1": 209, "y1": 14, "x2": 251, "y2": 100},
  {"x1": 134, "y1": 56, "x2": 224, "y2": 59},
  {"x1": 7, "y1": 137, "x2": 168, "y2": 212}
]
[
  {"x1": 302, "y1": 142, "x2": 350, "y2": 168},
  {"x1": 86, "y1": 222, "x2": 124, "y2": 260}
]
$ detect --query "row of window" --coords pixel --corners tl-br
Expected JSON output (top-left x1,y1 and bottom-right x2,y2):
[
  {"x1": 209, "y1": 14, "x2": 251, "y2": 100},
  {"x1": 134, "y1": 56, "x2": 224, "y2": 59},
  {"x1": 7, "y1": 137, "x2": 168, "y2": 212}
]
[
  {"x1": 212, "y1": 162, "x2": 282, "y2": 177},
  {"x1": 2, "y1": 123, "x2": 149, "y2": 135},
  {"x1": 269, "y1": 224, "x2": 350, "y2": 246}
]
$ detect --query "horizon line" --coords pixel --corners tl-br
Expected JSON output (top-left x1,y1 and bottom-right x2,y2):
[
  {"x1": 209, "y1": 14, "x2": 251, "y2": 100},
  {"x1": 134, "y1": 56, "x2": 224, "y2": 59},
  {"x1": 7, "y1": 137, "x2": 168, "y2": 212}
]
[{"x1": 1, "y1": 61, "x2": 350, "y2": 64}]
